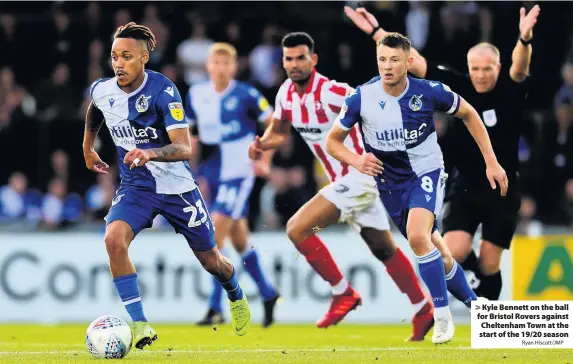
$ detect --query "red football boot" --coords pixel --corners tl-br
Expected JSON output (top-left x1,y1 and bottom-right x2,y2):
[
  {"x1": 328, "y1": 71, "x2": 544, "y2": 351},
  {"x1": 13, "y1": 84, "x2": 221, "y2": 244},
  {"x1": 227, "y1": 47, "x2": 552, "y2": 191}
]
[
  {"x1": 316, "y1": 285, "x2": 362, "y2": 328},
  {"x1": 407, "y1": 298, "x2": 435, "y2": 341}
]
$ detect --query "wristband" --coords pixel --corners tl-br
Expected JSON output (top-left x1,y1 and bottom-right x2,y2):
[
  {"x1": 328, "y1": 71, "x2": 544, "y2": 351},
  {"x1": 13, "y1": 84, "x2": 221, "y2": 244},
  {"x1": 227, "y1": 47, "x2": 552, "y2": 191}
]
[
  {"x1": 519, "y1": 37, "x2": 532, "y2": 46},
  {"x1": 369, "y1": 26, "x2": 381, "y2": 38}
]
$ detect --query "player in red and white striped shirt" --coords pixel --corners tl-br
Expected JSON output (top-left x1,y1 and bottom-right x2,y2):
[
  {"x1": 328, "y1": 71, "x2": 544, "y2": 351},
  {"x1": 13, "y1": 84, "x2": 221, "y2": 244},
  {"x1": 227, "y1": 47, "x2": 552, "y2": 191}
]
[{"x1": 248, "y1": 32, "x2": 433, "y2": 340}]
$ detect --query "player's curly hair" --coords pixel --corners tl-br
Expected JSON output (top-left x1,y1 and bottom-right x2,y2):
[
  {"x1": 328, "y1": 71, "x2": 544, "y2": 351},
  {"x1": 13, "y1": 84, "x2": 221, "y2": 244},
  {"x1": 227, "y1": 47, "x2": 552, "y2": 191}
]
[{"x1": 114, "y1": 22, "x2": 156, "y2": 52}]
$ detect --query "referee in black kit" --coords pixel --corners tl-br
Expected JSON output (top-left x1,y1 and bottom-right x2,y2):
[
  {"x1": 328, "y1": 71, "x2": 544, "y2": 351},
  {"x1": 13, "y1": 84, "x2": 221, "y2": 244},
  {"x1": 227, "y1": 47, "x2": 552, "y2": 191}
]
[{"x1": 345, "y1": 4, "x2": 541, "y2": 300}]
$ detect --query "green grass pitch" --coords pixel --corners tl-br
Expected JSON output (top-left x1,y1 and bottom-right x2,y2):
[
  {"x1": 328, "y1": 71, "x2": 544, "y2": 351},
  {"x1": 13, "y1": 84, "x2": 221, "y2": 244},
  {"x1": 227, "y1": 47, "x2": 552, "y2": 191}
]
[{"x1": 0, "y1": 324, "x2": 570, "y2": 363}]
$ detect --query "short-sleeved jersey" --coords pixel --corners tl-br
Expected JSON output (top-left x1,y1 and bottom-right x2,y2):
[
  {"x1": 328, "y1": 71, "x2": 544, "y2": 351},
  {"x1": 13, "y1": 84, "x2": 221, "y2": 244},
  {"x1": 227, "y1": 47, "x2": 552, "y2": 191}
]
[
  {"x1": 185, "y1": 80, "x2": 272, "y2": 180},
  {"x1": 90, "y1": 70, "x2": 196, "y2": 195},
  {"x1": 337, "y1": 75, "x2": 460, "y2": 191},
  {"x1": 273, "y1": 69, "x2": 366, "y2": 182}
]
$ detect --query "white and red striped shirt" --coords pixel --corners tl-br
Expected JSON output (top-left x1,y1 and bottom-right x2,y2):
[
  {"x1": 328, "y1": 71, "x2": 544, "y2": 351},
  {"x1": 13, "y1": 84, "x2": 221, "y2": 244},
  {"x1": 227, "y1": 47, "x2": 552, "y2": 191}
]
[{"x1": 273, "y1": 69, "x2": 365, "y2": 182}]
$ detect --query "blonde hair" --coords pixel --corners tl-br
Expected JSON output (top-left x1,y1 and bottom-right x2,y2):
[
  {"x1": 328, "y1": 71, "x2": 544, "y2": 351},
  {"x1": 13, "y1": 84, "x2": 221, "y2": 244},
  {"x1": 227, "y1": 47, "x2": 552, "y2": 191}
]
[
  {"x1": 209, "y1": 43, "x2": 237, "y2": 58},
  {"x1": 467, "y1": 42, "x2": 500, "y2": 63}
]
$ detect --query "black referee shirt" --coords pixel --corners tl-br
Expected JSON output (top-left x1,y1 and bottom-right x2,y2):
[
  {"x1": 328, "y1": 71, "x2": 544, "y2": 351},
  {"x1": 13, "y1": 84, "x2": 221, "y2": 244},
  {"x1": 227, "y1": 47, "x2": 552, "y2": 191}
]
[{"x1": 426, "y1": 64, "x2": 530, "y2": 198}]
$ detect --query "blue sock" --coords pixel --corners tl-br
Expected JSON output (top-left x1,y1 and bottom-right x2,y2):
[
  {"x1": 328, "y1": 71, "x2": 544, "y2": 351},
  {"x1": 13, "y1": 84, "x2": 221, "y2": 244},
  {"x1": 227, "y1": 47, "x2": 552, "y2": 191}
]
[
  {"x1": 208, "y1": 247, "x2": 228, "y2": 313},
  {"x1": 416, "y1": 248, "x2": 449, "y2": 308},
  {"x1": 113, "y1": 273, "x2": 147, "y2": 322},
  {"x1": 446, "y1": 261, "x2": 477, "y2": 308},
  {"x1": 217, "y1": 268, "x2": 244, "y2": 302},
  {"x1": 242, "y1": 248, "x2": 276, "y2": 301}
]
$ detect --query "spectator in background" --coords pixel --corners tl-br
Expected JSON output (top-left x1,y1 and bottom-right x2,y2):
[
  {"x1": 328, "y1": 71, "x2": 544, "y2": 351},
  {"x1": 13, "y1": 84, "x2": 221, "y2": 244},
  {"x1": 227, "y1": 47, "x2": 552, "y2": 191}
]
[
  {"x1": 0, "y1": 67, "x2": 35, "y2": 130},
  {"x1": 113, "y1": 9, "x2": 132, "y2": 35},
  {"x1": 539, "y1": 98, "x2": 573, "y2": 225},
  {"x1": 326, "y1": 42, "x2": 356, "y2": 86},
  {"x1": 224, "y1": 21, "x2": 250, "y2": 80},
  {"x1": 84, "y1": 39, "x2": 107, "y2": 89},
  {"x1": 0, "y1": 172, "x2": 42, "y2": 222},
  {"x1": 34, "y1": 63, "x2": 78, "y2": 123},
  {"x1": 45, "y1": 149, "x2": 84, "y2": 196},
  {"x1": 85, "y1": 169, "x2": 117, "y2": 221},
  {"x1": 177, "y1": 20, "x2": 214, "y2": 86},
  {"x1": 0, "y1": 14, "x2": 18, "y2": 69},
  {"x1": 554, "y1": 62, "x2": 573, "y2": 108},
  {"x1": 405, "y1": 1, "x2": 431, "y2": 51},
  {"x1": 40, "y1": 177, "x2": 82, "y2": 230},
  {"x1": 82, "y1": 2, "x2": 108, "y2": 42},
  {"x1": 50, "y1": 8, "x2": 82, "y2": 79},
  {"x1": 424, "y1": 2, "x2": 489, "y2": 71},
  {"x1": 249, "y1": 25, "x2": 282, "y2": 91},
  {"x1": 142, "y1": 5, "x2": 171, "y2": 70},
  {"x1": 516, "y1": 195, "x2": 542, "y2": 237},
  {"x1": 80, "y1": 49, "x2": 106, "y2": 120}
]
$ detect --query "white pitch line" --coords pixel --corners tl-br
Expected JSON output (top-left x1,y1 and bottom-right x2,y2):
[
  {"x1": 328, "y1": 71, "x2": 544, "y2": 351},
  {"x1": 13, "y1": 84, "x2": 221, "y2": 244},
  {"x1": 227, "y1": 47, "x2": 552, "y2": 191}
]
[
  {"x1": 0, "y1": 342, "x2": 84, "y2": 347},
  {"x1": 0, "y1": 347, "x2": 472, "y2": 355}
]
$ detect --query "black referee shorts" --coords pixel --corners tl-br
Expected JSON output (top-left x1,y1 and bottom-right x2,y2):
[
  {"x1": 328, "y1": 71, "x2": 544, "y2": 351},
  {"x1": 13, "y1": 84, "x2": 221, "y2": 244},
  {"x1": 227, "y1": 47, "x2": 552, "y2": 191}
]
[{"x1": 441, "y1": 186, "x2": 521, "y2": 250}]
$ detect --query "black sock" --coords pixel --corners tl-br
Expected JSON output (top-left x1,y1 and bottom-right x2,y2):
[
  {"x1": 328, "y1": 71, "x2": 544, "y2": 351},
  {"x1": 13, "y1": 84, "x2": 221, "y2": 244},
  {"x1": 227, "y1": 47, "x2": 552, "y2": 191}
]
[{"x1": 476, "y1": 271, "x2": 502, "y2": 300}]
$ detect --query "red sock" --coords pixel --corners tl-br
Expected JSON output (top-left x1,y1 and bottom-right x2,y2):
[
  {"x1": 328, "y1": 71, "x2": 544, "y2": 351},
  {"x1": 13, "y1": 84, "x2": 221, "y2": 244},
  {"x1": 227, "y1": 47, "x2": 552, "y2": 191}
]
[
  {"x1": 297, "y1": 235, "x2": 344, "y2": 286},
  {"x1": 384, "y1": 248, "x2": 426, "y2": 304}
]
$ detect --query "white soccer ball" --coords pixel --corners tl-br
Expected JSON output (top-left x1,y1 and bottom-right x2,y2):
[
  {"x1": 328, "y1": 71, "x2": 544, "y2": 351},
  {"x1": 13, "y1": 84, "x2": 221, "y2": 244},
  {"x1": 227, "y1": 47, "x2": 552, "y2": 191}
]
[{"x1": 86, "y1": 315, "x2": 133, "y2": 359}]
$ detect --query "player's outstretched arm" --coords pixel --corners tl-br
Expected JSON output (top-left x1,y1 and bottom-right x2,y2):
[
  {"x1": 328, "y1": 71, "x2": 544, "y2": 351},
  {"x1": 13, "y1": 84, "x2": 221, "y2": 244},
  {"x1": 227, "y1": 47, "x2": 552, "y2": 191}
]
[
  {"x1": 251, "y1": 115, "x2": 276, "y2": 177},
  {"x1": 510, "y1": 4, "x2": 539, "y2": 82},
  {"x1": 248, "y1": 117, "x2": 290, "y2": 160},
  {"x1": 455, "y1": 97, "x2": 508, "y2": 195},
  {"x1": 83, "y1": 101, "x2": 109, "y2": 174},
  {"x1": 344, "y1": 6, "x2": 428, "y2": 78}
]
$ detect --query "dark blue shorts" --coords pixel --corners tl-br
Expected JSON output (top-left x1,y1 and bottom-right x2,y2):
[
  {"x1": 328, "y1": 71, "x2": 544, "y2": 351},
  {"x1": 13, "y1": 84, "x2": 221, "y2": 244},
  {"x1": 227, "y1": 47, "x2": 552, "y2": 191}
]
[
  {"x1": 379, "y1": 169, "x2": 446, "y2": 239},
  {"x1": 105, "y1": 187, "x2": 215, "y2": 251}
]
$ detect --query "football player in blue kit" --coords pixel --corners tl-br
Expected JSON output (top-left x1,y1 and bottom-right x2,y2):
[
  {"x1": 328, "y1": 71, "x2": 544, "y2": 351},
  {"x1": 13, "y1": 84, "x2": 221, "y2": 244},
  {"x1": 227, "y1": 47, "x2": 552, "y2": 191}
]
[
  {"x1": 82, "y1": 23, "x2": 251, "y2": 349},
  {"x1": 185, "y1": 43, "x2": 280, "y2": 328},
  {"x1": 326, "y1": 33, "x2": 508, "y2": 344}
]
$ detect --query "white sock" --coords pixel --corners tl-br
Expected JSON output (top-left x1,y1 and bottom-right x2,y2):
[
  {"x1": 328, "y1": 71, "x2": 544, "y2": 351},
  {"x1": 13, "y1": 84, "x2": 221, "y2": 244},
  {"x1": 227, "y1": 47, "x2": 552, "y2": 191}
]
[
  {"x1": 412, "y1": 297, "x2": 428, "y2": 313},
  {"x1": 434, "y1": 306, "x2": 452, "y2": 320},
  {"x1": 331, "y1": 278, "x2": 349, "y2": 295}
]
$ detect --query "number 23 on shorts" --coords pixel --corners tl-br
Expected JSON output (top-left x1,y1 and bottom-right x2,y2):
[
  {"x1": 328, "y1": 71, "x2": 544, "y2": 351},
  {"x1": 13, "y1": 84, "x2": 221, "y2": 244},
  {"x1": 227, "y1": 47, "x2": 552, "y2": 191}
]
[{"x1": 184, "y1": 199, "x2": 208, "y2": 228}]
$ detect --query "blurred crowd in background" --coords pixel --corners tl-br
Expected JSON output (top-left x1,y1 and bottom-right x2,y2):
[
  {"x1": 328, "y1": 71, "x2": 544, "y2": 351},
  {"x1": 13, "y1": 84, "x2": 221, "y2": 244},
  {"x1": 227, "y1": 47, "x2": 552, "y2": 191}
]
[{"x1": 0, "y1": 1, "x2": 572, "y2": 234}]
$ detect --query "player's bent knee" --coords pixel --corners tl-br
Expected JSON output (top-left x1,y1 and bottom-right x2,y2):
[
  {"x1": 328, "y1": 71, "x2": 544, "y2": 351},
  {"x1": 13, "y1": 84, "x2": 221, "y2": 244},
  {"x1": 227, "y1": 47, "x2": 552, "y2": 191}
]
[
  {"x1": 407, "y1": 230, "x2": 432, "y2": 255},
  {"x1": 104, "y1": 222, "x2": 132, "y2": 258},
  {"x1": 286, "y1": 216, "x2": 305, "y2": 244},
  {"x1": 104, "y1": 232, "x2": 129, "y2": 258}
]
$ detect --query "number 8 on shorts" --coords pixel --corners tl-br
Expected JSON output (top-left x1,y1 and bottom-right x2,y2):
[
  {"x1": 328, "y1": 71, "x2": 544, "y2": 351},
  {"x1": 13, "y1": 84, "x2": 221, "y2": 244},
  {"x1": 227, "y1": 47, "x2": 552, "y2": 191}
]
[{"x1": 421, "y1": 176, "x2": 434, "y2": 193}]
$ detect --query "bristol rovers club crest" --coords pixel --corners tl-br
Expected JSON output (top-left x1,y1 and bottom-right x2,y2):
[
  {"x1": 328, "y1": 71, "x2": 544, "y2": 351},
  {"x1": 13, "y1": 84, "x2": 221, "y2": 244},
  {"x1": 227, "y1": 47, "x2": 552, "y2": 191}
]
[{"x1": 136, "y1": 95, "x2": 152, "y2": 113}]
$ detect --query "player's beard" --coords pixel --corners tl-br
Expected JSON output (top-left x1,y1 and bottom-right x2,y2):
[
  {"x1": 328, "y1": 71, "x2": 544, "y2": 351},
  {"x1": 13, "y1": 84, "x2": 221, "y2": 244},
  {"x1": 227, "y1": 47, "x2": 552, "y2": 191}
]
[{"x1": 290, "y1": 70, "x2": 311, "y2": 87}]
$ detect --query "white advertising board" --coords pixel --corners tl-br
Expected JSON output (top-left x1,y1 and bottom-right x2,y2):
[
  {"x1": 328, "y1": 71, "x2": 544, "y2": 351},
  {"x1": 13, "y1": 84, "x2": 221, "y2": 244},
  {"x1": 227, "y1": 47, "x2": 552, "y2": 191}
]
[{"x1": 0, "y1": 230, "x2": 510, "y2": 323}]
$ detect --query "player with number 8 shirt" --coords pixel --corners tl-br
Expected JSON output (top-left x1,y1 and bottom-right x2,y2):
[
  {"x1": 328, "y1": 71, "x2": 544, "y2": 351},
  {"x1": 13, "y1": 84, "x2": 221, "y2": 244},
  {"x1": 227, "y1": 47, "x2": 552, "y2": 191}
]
[
  {"x1": 249, "y1": 31, "x2": 437, "y2": 341},
  {"x1": 326, "y1": 33, "x2": 507, "y2": 344}
]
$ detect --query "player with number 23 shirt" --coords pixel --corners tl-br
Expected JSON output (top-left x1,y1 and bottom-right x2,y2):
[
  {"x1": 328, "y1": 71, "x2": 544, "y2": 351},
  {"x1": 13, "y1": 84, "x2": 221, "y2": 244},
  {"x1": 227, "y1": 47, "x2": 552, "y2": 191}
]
[{"x1": 82, "y1": 22, "x2": 251, "y2": 349}]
